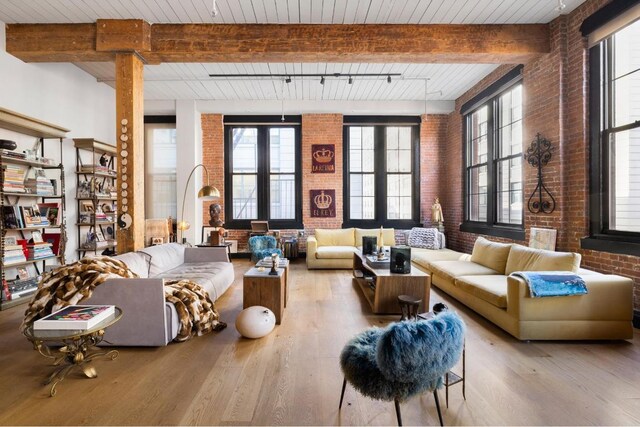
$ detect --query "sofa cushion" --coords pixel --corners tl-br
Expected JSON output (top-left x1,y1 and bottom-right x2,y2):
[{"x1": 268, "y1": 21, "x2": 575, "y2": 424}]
[
  {"x1": 411, "y1": 248, "x2": 465, "y2": 271},
  {"x1": 355, "y1": 228, "x2": 396, "y2": 247},
  {"x1": 505, "y1": 244, "x2": 581, "y2": 275},
  {"x1": 455, "y1": 275, "x2": 508, "y2": 308},
  {"x1": 139, "y1": 243, "x2": 186, "y2": 277},
  {"x1": 470, "y1": 237, "x2": 512, "y2": 274},
  {"x1": 429, "y1": 260, "x2": 498, "y2": 283},
  {"x1": 156, "y1": 262, "x2": 234, "y2": 301},
  {"x1": 113, "y1": 251, "x2": 150, "y2": 278},
  {"x1": 316, "y1": 246, "x2": 358, "y2": 259},
  {"x1": 408, "y1": 227, "x2": 442, "y2": 249},
  {"x1": 315, "y1": 228, "x2": 355, "y2": 247}
]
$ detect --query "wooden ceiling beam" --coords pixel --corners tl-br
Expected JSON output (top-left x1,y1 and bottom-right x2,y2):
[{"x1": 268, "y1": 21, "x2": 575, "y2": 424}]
[{"x1": 6, "y1": 22, "x2": 550, "y2": 64}]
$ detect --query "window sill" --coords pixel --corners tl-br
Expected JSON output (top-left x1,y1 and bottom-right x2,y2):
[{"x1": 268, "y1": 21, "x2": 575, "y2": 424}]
[
  {"x1": 342, "y1": 220, "x2": 422, "y2": 229},
  {"x1": 460, "y1": 222, "x2": 525, "y2": 241},
  {"x1": 580, "y1": 235, "x2": 640, "y2": 257},
  {"x1": 224, "y1": 220, "x2": 304, "y2": 231}
]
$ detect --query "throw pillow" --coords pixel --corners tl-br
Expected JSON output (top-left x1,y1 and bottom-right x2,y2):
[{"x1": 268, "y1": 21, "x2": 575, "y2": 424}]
[
  {"x1": 470, "y1": 237, "x2": 512, "y2": 274},
  {"x1": 408, "y1": 227, "x2": 440, "y2": 250}
]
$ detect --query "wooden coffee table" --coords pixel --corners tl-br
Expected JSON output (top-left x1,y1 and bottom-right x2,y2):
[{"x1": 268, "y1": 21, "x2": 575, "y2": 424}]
[{"x1": 353, "y1": 251, "x2": 431, "y2": 314}]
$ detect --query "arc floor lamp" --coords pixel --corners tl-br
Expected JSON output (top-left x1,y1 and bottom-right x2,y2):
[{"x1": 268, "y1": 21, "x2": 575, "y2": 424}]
[{"x1": 178, "y1": 164, "x2": 219, "y2": 243}]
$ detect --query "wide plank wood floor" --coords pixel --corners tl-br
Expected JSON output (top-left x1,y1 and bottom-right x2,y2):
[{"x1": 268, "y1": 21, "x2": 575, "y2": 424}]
[{"x1": 0, "y1": 259, "x2": 639, "y2": 425}]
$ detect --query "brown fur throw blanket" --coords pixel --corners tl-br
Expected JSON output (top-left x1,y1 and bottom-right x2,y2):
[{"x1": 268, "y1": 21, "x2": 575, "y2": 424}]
[{"x1": 22, "y1": 256, "x2": 226, "y2": 342}]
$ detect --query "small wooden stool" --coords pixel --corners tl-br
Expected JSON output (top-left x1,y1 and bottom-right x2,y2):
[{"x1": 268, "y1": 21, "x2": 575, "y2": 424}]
[{"x1": 397, "y1": 294, "x2": 422, "y2": 321}]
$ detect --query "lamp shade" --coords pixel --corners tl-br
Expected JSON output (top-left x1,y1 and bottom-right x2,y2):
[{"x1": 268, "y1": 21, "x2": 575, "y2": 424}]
[{"x1": 198, "y1": 185, "x2": 220, "y2": 200}]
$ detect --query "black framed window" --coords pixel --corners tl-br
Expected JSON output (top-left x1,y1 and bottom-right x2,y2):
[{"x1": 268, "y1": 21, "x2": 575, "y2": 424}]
[
  {"x1": 224, "y1": 116, "x2": 302, "y2": 229},
  {"x1": 461, "y1": 66, "x2": 525, "y2": 240},
  {"x1": 343, "y1": 116, "x2": 420, "y2": 228},
  {"x1": 582, "y1": 18, "x2": 640, "y2": 255}
]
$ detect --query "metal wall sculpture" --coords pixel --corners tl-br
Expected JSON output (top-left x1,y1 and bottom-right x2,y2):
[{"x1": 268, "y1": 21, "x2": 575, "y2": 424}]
[{"x1": 525, "y1": 133, "x2": 556, "y2": 214}]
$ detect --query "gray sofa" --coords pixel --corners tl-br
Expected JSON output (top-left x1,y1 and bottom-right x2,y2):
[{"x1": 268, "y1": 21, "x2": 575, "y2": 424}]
[{"x1": 85, "y1": 243, "x2": 234, "y2": 346}]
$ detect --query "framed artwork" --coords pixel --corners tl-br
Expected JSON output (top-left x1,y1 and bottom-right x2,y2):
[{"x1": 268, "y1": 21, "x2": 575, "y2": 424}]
[
  {"x1": 529, "y1": 227, "x2": 557, "y2": 251},
  {"x1": 31, "y1": 230, "x2": 44, "y2": 243},
  {"x1": 80, "y1": 201, "x2": 94, "y2": 213},
  {"x1": 42, "y1": 233, "x2": 61, "y2": 256},
  {"x1": 311, "y1": 144, "x2": 335, "y2": 173},
  {"x1": 4, "y1": 236, "x2": 17, "y2": 246},
  {"x1": 310, "y1": 189, "x2": 336, "y2": 217}
]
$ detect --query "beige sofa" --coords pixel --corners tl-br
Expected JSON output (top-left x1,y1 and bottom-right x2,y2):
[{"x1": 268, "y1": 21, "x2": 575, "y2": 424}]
[
  {"x1": 411, "y1": 237, "x2": 634, "y2": 340},
  {"x1": 306, "y1": 228, "x2": 397, "y2": 269}
]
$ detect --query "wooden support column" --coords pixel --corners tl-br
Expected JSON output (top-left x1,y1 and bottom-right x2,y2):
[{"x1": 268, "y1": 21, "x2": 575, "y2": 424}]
[{"x1": 115, "y1": 53, "x2": 145, "y2": 252}]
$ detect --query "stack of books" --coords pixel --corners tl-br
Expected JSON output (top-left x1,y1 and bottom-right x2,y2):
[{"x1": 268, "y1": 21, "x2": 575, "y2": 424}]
[
  {"x1": 3, "y1": 243, "x2": 27, "y2": 265},
  {"x1": 1, "y1": 278, "x2": 38, "y2": 301},
  {"x1": 79, "y1": 164, "x2": 113, "y2": 174},
  {"x1": 2, "y1": 164, "x2": 26, "y2": 193},
  {"x1": 27, "y1": 242, "x2": 54, "y2": 260},
  {"x1": 1, "y1": 150, "x2": 26, "y2": 160},
  {"x1": 24, "y1": 169, "x2": 55, "y2": 195}
]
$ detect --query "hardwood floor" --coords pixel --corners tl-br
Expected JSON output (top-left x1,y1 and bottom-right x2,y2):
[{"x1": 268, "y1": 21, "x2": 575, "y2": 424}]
[{"x1": 0, "y1": 259, "x2": 639, "y2": 425}]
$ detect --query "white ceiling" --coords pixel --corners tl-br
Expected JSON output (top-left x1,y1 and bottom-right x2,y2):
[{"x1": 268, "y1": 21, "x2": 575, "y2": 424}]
[{"x1": 0, "y1": 0, "x2": 586, "y2": 103}]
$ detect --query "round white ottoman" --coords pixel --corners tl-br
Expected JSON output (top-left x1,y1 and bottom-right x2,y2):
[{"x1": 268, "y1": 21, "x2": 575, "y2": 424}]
[{"x1": 235, "y1": 306, "x2": 276, "y2": 339}]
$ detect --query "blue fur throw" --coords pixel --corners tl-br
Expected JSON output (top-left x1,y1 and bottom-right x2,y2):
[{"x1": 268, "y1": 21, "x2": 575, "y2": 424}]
[
  {"x1": 511, "y1": 271, "x2": 587, "y2": 298},
  {"x1": 340, "y1": 312, "x2": 465, "y2": 402}
]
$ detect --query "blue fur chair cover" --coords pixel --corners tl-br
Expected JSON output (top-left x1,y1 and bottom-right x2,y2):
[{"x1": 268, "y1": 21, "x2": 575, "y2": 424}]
[
  {"x1": 340, "y1": 312, "x2": 465, "y2": 402},
  {"x1": 248, "y1": 235, "x2": 283, "y2": 262}
]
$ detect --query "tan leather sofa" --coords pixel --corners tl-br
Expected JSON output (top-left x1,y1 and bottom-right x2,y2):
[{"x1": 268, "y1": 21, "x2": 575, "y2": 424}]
[
  {"x1": 411, "y1": 237, "x2": 634, "y2": 340},
  {"x1": 306, "y1": 228, "x2": 396, "y2": 269}
]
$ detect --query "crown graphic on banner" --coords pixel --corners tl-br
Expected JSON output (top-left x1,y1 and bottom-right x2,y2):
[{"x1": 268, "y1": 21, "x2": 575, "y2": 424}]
[
  {"x1": 314, "y1": 190, "x2": 333, "y2": 209},
  {"x1": 313, "y1": 148, "x2": 334, "y2": 163}
]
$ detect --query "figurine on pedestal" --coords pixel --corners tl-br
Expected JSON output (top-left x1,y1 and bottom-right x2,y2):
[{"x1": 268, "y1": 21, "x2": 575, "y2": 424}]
[{"x1": 431, "y1": 197, "x2": 445, "y2": 233}]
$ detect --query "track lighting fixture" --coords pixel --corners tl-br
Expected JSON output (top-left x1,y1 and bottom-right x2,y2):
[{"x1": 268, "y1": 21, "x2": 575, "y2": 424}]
[
  {"x1": 348, "y1": 76, "x2": 353, "y2": 85},
  {"x1": 285, "y1": 76, "x2": 292, "y2": 83},
  {"x1": 211, "y1": 0, "x2": 218, "y2": 17},
  {"x1": 320, "y1": 76, "x2": 325, "y2": 85},
  {"x1": 387, "y1": 75, "x2": 392, "y2": 84}
]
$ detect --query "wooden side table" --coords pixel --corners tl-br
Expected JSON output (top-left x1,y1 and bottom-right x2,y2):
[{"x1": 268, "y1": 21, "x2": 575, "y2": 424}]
[
  {"x1": 255, "y1": 258, "x2": 290, "y2": 307},
  {"x1": 243, "y1": 267, "x2": 285, "y2": 324}
]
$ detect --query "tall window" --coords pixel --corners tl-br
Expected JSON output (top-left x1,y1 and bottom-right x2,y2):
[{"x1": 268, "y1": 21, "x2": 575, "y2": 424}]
[
  {"x1": 344, "y1": 117, "x2": 420, "y2": 227},
  {"x1": 461, "y1": 67, "x2": 524, "y2": 240},
  {"x1": 583, "y1": 17, "x2": 640, "y2": 255},
  {"x1": 144, "y1": 119, "x2": 177, "y2": 219},
  {"x1": 224, "y1": 117, "x2": 301, "y2": 229}
]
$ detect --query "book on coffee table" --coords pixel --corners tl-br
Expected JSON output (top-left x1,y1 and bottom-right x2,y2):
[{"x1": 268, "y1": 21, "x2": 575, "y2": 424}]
[{"x1": 34, "y1": 305, "x2": 115, "y2": 330}]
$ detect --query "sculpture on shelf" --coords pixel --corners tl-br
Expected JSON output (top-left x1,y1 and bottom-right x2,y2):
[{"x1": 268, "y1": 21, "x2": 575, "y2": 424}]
[
  {"x1": 209, "y1": 203, "x2": 224, "y2": 227},
  {"x1": 431, "y1": 197, "x2": 444, "y2": 232},
  {"x1": 0, "y1": 139, "x2": 17, "y2": 151}
]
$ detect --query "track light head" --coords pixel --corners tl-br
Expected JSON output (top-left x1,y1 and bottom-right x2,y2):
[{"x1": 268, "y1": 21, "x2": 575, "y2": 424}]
[
  {"x1": 348, "y1": 76, "x2": 353, "y2": 85},
  {"x1": 285, "y1": 76, "x2": 292, "y2": 83},
  {"x1": 320, "y1": 76, "x2": 325, "y2": 85},
  {"x1": 387, "y1": 75, "x2": 392, "y2": 84}
]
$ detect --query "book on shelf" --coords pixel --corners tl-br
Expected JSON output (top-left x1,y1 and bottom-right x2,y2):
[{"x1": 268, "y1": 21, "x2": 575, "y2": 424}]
[
  {"x1": 3, "y1": 248, "x2": 27, "y2": 265},
  {"x1": 2, "y1": 163, "x2": 27, "y2": 193},
  {"x1": 2, "y1": 206, "x2": 22, "y2": 228},
  {"x1": 38, "y1": 202, "x2": 60, "y2": 226},
  {"x1": 27, "y1": 242, "x2": 54, "y2": 260},
  {"x1": 33, "y1": 305, "x2": 116, "y2": 330},
  {"x1": 24, "y1": 168, "x2": 55, "y2": 196}
]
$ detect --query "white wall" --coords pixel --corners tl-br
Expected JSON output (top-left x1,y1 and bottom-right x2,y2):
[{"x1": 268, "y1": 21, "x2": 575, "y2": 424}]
[{"x1": 1, "y1": 22, "x2": 116, "y2": 264}]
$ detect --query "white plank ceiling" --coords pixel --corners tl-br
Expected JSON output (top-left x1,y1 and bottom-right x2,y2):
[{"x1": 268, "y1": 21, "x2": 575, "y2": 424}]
[{"x1": 1, "y1": 0, "x2": 586, "y2": 102}]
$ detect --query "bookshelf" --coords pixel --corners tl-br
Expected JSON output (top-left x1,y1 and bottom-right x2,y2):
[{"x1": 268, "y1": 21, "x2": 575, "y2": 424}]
[
  {"x1": 74, "y1": 139, "x2": 118, "y2": 258},
  {"x1": 0, "y1": 107, "x2": 69, "y2": 310}
]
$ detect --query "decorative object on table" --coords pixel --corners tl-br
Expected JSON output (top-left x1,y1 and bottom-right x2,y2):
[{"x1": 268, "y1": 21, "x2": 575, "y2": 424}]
[
  {"x1": 151, "y1": 237, "x2": 164, "y2": 245},
  {"x1": 529, "y1": 227, "x2": 557, "y2": 251},
  {"x1": 377, "y1": 226, "x2": 386, "y2": 258},
  {"x1": 177, "y1": 164, "x2": 220, "y2": 243},
  {"x1": 269, "y1": 253, "x2": 279, "y2": 275},
  {"x1": 362, "y1": 236, "x2": 377, "y2": 255},
  {"x1": 525, "y1": 133, "x2": 556, "y2": 214},
  {"x1": 209, "y1": 227, "x2": 225, "y2": 245},
  {"x1": 248, "y1": 235, "x2": 283, "y2": 262},
  {"x1": 310, "y1": 189, "x2": 336, "y2": 217},
  {"x1": 339, "y1": 312, "x2": 466, "y2": 426},
  {"x1": 33, "y1": 305, "x2": 115, "y2": 330},
  {"x1": 311, "y1": 144, "x2": 336, "y2": 173},
  {"x1": 0, "y1": 139, "x2": 17, "y2": 151},
  {"x1": 250, "y1": 220, "x2": 270, "y2": 235},
  {"x1": 208, "y1": 203, "x2": 224, "y2": 227},
  {"x1": 235, "y1": 306, "x2": 276, "y2": 339},
  {"x1": 431, "y1": 197, "x2": 444, "y2": 232},
  {"x1": 390, "y1": 246, "x2": 411, "y2": 274}
]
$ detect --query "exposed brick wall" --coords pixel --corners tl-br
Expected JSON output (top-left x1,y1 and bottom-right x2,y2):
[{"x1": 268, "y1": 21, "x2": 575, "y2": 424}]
[
  {"x1": 441, "y1": 0, "x2": 640, "y2": 311},
  {"x1": 201, "y1": 114, "x2": 224, "y2": 225},
  {"x1": 301, "y1": 114, "x2": 344, "y2": 248},
  {"x1": 420, "y1": 114, "x2": 448, "y2": 226}
]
